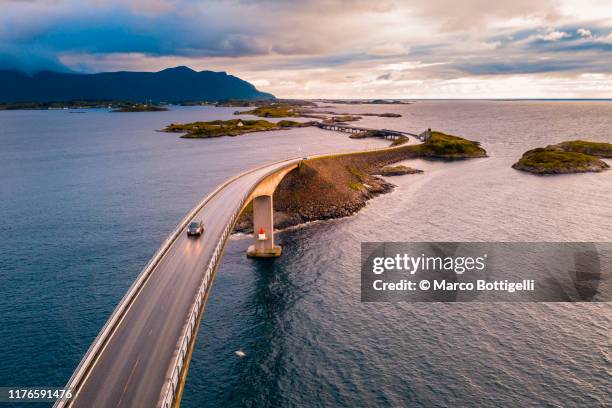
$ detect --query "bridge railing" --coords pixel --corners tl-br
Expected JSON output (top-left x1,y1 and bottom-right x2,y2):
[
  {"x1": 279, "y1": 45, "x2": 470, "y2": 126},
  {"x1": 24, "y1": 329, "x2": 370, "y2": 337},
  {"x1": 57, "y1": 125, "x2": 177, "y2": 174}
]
[
  {"x1": 158, "y1": 161, "x2": 300, "y2": 408},
  {"x1": 56, "y1": 157, "x2": 298, "y2": 408},
  {"x1": 159, "y1": 192, "x2": 247, "y2": 408},
  {"x1": 55, "y1": 183, "x2": 232, "y2": 407},
  {"x1": 62, "y1": 133, "x2": 423, "y2": 407}
]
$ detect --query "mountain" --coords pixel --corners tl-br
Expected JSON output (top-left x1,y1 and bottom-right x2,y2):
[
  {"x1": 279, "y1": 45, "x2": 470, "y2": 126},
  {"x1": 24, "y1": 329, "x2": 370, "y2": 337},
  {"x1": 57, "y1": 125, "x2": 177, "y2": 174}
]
[{"x1": 0, "y1": 66, "x2": 274, "y2": 103}]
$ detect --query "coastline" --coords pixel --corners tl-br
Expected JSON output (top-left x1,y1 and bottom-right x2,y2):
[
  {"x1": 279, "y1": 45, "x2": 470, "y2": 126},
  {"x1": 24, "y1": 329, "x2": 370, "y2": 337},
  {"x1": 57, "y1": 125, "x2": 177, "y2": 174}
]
[{"x1": 233, "y1": 132, "x2": 486, "y2": 234}]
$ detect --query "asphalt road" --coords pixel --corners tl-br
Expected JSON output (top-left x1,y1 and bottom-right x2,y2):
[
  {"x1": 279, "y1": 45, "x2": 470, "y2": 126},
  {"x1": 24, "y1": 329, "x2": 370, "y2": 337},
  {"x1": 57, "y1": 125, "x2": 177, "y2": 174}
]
[{"x1": 68, "y1": 158, "x2": 301, "y2": 408}]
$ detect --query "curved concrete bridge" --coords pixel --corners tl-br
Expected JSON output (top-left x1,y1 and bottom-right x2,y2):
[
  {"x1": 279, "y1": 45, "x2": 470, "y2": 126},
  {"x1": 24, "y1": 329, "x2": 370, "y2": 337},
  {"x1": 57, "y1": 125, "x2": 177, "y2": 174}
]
[
  {"x1": 56, "y1": 156, "x2": 303, "y2": 408},
  {"x1": 56, "y1": 136, "x2": 419, "y2": 408}
]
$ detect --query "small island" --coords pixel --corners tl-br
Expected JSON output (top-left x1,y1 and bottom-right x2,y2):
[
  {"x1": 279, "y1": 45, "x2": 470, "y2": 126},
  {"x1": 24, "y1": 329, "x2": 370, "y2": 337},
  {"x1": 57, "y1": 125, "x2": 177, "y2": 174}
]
[
  {"x1": 236, "y1": 103, "x2": 299, "y2": 117},
  {"x1": 378, "y1": 165, "x2": 423, "y2": 176},
  {"x1": 322, "y1": 115, "x2": 362, "y2": 124},
  {"x1": 163, "y1": 118, "x2": 312, "y2": 138},
  {"x1": 112, "y1": 104, "x2": 169, "y2": 112},
  {"x1": 414, "y1": 131, "x2": 487, "y2": 159},
  {"x1": 512, "y1": 140, "x2": 611, "y2": 175}
]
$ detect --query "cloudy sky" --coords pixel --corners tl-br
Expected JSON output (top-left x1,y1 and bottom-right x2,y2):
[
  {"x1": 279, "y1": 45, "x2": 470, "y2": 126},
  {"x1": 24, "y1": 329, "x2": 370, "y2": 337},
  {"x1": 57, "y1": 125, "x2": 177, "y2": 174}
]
[{"x1": 1, "y1": 0, "x2": 611, "y2": 98}]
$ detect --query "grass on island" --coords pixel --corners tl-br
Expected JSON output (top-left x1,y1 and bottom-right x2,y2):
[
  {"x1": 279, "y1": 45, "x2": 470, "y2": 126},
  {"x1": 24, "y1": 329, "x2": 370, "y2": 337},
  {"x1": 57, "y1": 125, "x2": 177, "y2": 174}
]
[
  {"x1": 322, "y1": 115, "x2": 362, "y2": 123},
  {"x1": 237, "y1": 103, "x2": 299, "y2": 118},
  {"x1": 379, "y1": 165, "x2": 423, "y2": 176},
  {"x1": 516, "y1": 148, "x2": 598, "y2": 170},
  {"x1": 163, "y1": 118, "x2": 310, "y2": 138},
  {"x1": 413, "y1": 131, "x2": 486, "y2": 158},
  {"x1": 390, "y1": 135, "x2": 409, "y2": 146},
  {"x1": 513, "y1": 142, "x2": 611, "y2": 174},
  {"x1": 551, "y1": 140, "x2": 612, "y2": 158}
]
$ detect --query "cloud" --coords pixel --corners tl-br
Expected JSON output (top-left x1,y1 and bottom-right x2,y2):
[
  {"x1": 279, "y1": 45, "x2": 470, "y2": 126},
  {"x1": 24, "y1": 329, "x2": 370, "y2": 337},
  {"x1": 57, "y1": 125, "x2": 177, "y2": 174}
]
[
  {"x1": 0, "y1": 0, "x2": 610, "y2": 97},
  {"x1": 536, "y1": 30, "x2": 571, "y2": 41}
]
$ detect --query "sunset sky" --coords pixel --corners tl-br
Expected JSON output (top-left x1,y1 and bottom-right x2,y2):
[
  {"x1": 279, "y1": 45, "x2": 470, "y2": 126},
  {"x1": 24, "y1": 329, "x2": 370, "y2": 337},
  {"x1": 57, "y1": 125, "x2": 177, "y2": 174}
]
[{"x1": 2, "y1": 0, "x2": 611, "y2": 98}]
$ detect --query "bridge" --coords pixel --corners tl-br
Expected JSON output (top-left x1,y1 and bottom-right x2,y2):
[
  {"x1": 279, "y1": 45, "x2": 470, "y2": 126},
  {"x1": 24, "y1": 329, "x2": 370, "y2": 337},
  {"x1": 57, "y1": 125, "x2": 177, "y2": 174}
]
[
  {"x1": 55, "y1": 137, "x2": 421, "y2": 408},
  {"x1": 316, "y1": 122, "x2": 418, "y2": 140}
]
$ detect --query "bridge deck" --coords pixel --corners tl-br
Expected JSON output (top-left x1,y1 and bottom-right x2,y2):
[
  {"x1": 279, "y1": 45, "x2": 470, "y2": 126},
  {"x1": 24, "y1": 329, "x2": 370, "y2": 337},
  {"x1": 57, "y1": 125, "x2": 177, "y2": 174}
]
[
  {"x1": 316, "y1": 122, "x2": 418, "y2": 139},
  {"x1": 61, "y1": 160, "x2": 300, "y2": 408},
  {"x1": 59, "y1": 128, "x2": 422, "y2": 408}
]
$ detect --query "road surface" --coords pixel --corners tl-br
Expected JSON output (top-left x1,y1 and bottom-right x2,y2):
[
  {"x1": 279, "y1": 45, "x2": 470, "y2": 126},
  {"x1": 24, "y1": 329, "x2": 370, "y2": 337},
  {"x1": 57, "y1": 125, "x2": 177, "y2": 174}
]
[{"x1": 67, "y1": 158, "x2": 301, "y2": 408}]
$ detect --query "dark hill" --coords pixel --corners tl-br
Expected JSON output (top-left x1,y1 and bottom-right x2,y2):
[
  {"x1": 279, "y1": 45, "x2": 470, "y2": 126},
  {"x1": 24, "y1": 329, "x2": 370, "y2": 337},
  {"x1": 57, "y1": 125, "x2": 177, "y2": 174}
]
[{"x1": 0, "y1": 66, "x2": 274, "y2": 103}]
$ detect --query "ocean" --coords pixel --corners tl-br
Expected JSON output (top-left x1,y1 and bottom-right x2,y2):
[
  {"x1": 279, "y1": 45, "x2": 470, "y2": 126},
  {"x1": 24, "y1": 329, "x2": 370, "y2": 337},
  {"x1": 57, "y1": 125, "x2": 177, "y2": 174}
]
[{"x1": 1, "y1": 101, "x2": 610, "y2": 407}]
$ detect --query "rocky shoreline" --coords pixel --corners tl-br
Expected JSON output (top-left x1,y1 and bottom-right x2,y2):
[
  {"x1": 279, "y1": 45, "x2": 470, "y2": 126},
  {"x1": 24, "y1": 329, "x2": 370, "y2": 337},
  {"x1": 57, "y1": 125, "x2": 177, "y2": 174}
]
[
  {"x1": 233, "y1": 131, "x2": 485, "y2": 234},
  {"x1": 233, "y1": 175, "x2": 394, "y2": 233}
]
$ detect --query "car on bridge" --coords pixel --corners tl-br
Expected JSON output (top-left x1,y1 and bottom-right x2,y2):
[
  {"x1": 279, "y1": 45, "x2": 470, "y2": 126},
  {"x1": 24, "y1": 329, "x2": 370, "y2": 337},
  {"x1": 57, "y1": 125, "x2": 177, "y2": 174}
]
[{"x1": 187, "y1": 220, "x2": 205, "y2": 237}]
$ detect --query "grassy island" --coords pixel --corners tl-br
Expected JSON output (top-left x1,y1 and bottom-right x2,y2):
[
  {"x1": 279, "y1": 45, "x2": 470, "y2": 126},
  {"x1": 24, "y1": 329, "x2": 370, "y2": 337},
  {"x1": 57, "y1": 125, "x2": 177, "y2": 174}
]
[
  {"x1": 236, "y1": 103, "x2": 299, "y2": 117},
  {"x1": 513, "y1": 140, "x2": 611, "y2": 175},
  {"x1": 378, "y1": 165, "x2": 423, "y2": 176},
  {"x1": 550, "y1": 140, "x2": 612, "y2": 158},
  {"x1": 413, "y1": 131, "x2": 487, "y2": 159},
  {"x1": 112, "y1": 104, "x2": 168, "y2": 112},
  {"x1": 163, "y1": 119, "x2": 312, "y2": 138},
  {"x1": 322, "y1": 115, "x2": 362, "y2": 123},
  {"x1": 233, "y1": 131, "x2": 485, "y2": 233}
]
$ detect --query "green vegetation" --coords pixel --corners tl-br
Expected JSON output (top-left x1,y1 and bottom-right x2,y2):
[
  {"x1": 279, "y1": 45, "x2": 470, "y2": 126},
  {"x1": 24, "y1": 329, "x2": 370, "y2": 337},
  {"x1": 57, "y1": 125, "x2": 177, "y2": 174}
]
[
  {"x1": 551, "y1": 140, "x2": 612, "y2": 158},
  {"x1": 379, "y1": 165, "x2": 423, "y2": 176},
  {"x1": 237, "y1": 103, "x2": 299, "y2": 117},
  {"x1": 413, "y1": 131, "x2": 487, "y2": 158},
  {"x1": 349, "y1": 181, "x2": 364, "y2": 191},
  {"x1": 163, "y1": 118, "x2": 311, "y2": 138},
  {"x1": 111, "y1": 104, "x2": 168, "y2": 112},
  {"x1": 390, "y1": 135, "x2": 409, "y2": 146},
  {"x1": 512, "y1": 142, "x2": 611, "y2": 175}
]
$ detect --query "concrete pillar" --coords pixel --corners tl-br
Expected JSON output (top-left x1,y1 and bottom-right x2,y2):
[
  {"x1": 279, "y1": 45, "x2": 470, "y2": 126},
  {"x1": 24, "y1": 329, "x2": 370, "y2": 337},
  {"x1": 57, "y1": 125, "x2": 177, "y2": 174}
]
[{"x1": 246, "y1": 195, "x2": 282, "y2": 258}]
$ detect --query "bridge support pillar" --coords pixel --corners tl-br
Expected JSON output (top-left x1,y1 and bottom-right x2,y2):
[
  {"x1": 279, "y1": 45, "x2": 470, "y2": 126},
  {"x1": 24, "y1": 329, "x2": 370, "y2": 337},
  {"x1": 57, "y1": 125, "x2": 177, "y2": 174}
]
[{"x1": 247, "y1": 195, "x2": 282, "y2": 258}]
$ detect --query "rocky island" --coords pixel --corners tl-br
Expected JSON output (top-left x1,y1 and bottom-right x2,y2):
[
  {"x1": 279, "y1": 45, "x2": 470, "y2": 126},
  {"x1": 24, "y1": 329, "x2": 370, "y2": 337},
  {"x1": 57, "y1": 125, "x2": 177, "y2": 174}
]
[
  {"x1": 414, "y1": 131, "x2": 487, "y2": 158},
  {"x1": 163, "y1": 118, "x2": 312, "y2": 138},
  {"x1": 378, "y1": 165, "x2": 423, "y2": 176},
  {"x1": 234, "y1": 131, "x2": 485, "y2": 233},
  {"x1": 513, "y1": 140, "x2": 611, "y2": 175}
]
